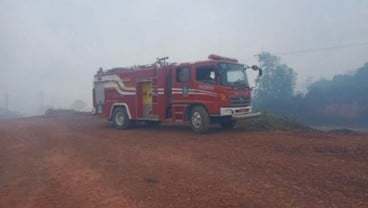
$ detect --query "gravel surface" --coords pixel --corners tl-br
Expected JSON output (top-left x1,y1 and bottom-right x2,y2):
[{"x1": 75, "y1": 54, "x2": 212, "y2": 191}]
[{"x1": 0, "y1": 114, "x2": 367, "y2": 208}]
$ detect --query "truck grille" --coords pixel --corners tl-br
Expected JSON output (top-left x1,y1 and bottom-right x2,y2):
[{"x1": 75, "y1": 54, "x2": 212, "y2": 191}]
[{"x1": 230, "y1": 97, "x2": 249, "y2": 106}]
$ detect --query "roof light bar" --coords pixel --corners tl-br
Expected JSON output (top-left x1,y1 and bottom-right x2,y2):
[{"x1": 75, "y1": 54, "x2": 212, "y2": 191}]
[{"x1": 208, "y1": 54, "x2": 238, "y2": 63}]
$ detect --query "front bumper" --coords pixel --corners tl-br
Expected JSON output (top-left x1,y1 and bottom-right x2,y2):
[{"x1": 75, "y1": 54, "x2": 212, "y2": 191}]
[{"x1": 220, "y1": 106, "x2": 261, "y2": 119}]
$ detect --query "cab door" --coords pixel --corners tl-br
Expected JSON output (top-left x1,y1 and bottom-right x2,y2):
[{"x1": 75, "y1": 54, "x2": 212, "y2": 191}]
[{"x1": 171, "y1": 65, "x2": 191, "y2": 121}]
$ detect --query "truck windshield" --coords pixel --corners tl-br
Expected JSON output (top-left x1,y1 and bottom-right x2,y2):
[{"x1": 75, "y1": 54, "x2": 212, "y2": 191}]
[{"x1": 218, "y1": 63, "x2": 249, "y2": 87}]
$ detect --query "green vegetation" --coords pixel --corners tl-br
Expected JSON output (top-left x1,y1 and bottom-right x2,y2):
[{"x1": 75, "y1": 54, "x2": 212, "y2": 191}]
[
  {"x1": 253, "y1": 52, "x2": 297, "y2": 117},
  {"x1": 253, "y1": 52, "x2": 368, "y2": 126}
]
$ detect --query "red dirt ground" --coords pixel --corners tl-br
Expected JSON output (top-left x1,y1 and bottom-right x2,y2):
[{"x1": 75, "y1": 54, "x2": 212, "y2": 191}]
[{"x1": 0, "y1": 113, "x2": 367, "y2": 208}]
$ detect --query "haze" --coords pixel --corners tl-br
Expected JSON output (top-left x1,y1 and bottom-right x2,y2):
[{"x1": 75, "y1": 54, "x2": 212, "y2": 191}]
[{"x1": 1, "y1": 0, "x2": 368, "y2": 115}]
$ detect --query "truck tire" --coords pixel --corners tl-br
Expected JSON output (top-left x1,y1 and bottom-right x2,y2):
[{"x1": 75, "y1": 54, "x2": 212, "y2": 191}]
[
  {"x1": 190, "y1": 106, "x2": 210, "y2": 134},
  {"x1": 112, "y1": 107, "x2": 131, "y2": 129},
  {"x1": 220, "y1": 118, "x2": 237, "y2": 130}
]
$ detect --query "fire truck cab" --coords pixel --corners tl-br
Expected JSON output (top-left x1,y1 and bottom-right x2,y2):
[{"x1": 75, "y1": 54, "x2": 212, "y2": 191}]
[{"x1": 93, "y1": 54, "x2": 262, "y2": 134}]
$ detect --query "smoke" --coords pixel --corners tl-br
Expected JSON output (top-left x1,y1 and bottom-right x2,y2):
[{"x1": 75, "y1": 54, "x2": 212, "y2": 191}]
[{"x1": 1, "y1": 0, "x2": 367, "y2": 116}]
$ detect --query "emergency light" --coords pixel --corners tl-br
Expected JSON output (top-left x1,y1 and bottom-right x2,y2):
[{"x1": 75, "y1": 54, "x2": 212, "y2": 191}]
[{"x1": 208, "y1": 54, "x2": 238, "y2": 63}]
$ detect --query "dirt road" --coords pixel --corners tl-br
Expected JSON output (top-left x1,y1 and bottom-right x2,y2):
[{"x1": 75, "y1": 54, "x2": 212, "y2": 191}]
[{"x1": 0, "y1": 114, "x2": 367, "y2": 207}]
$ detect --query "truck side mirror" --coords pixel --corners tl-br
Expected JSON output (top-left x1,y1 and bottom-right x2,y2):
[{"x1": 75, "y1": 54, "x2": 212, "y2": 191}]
[
  {"x1": 251, "y1": 65, "x2": 260, "y2": 71},
  {"x1": 250, "y1": 65, "x2": 262, "y2": 77}
]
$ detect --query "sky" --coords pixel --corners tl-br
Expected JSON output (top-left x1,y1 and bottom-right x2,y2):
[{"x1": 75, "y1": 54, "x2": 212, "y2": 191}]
[{"x1": 1, "y1": 0, "x2": 368, "y2": 115}]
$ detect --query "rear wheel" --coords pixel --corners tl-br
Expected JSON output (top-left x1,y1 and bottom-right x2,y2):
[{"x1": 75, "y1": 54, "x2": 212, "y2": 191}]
[
  {"x1": 220, "y1": 118, "x2": 237, "y2": 130},
  {"x1": 112, "y1": 107, "x2": 131, "y2": 129},
  {"x1": 190, "y1": 106, "x2": 210, "y2": 134}
]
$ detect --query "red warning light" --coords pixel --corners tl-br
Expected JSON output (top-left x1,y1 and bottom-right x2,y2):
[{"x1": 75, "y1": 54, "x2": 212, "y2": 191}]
[{"x1": 208, "y1": 54, "x2": 238, "y2": 63}]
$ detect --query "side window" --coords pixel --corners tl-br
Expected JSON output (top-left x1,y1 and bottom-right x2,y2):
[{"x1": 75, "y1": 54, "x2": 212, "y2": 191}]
[
  {"x1": 196, "y1": 65, "x2": 215, "y2": 82},
  {"x1": 176, "y1": 67, "x2": 190, "y2": 82}
]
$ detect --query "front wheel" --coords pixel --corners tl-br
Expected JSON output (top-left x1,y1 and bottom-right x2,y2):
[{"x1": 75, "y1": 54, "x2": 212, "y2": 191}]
[
  {"x1": 190, "y1": 106, "x2": 210, "y2": 134},
  {"x1": 112, "y1": 107, "x2": 131, "y2": 129}
]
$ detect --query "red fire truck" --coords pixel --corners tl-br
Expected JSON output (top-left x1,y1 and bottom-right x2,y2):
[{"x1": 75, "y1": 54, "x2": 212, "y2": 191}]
[{"x1": 93, "y1": 54, "x2": 262, "y2": 133}]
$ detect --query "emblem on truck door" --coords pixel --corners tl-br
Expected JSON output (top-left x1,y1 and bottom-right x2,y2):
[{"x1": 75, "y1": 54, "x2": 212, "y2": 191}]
[{"x1": 182, "y1": 86, "x2": 189, "y2": 97}]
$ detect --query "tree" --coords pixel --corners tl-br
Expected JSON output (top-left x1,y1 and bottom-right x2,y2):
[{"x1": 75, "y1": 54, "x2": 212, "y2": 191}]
[
  {"x1": 303, "y1": 62, "x2": 368, "y2": 124},
  {"x1": 253, "y1": 52, "x2": 297, "y2": 115}
]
